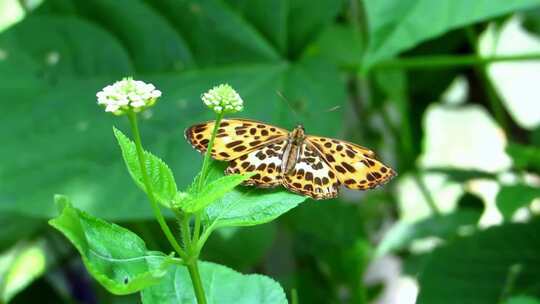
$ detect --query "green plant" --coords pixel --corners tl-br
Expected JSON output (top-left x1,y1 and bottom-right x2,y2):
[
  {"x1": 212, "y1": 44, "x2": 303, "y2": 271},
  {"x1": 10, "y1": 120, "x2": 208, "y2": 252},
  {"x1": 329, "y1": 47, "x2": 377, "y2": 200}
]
[
  {"x1": 3, "y1": 0, "x2": 540, "y2": 303},
  {"x1": 49, "y1": 80, "x2": 305, "y2": 303}
]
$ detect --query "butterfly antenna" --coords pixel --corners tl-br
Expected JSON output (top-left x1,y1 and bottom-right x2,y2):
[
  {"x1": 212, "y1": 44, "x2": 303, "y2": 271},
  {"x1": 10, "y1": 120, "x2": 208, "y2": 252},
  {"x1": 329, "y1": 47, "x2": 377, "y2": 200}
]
[
  {"x1": 276, "y1": 90, "x2": 303, "y2": 126},
  {"x1": 324, "y1": 105, "x2": 341, "y2": 113}
]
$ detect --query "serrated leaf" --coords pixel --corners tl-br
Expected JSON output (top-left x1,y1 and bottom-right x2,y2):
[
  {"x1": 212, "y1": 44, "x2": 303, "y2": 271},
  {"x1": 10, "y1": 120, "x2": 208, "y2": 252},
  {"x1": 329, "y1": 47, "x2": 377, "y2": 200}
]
[
  {"x1": 141, "y1": 261, "x2": 287, "y2": 304},
  {"x1": 204, "y1": 187, "x2": 307, "y2": 230},
  {"x1": 496, "y1": 184, "x2": 540, "y2": 220},
  {"x1": 48, "y1": 195, "x2": 172, "y2": 295},
  {"x1": 181, "y1": 173, "x2": 254, "y2": 213},
  {"x1": 113, "y1": 127, "x2": 177, "y2": 208},
  {"x1": 417, "y1": 220, "x2": 540, "y2": 304},
  {"x1": 376, "y1": 209, "x2": 481, "y2": 257}
]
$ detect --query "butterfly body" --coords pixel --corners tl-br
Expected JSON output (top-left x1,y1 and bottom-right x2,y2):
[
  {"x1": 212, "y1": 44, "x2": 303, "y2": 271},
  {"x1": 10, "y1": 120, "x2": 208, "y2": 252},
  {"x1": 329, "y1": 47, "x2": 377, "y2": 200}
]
[
  {"x1": 282, "y1": 125, "x2": 305, "y2": 174},
  {"x1": 185, "y1": 119, "x2": 395, "y2": 200}
]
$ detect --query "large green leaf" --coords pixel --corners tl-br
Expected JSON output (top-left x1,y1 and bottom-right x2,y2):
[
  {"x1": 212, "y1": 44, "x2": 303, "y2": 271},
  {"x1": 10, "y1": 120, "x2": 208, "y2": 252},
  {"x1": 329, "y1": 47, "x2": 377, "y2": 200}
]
[
  {"x1": 225, "y1": 0, "x2": 288, "y2": 54},
  {"x1": 417, "y1": 220, "x2": 540, "y2": 303},
  {"x1": 48, "y1": 196, "x2": 172, "y2": 295},
  {"x1": 286, "y1": 0, "x2": 345, "y2": 58},
  {"x1": 0, "y1": 1, "x2": 346, "y2": 222},
  {"x1": 363, "y1": 0, "x2": 540, "y2": 69},
  {"x1": 146, "y1": 0, "x2": 279, "y2": 66},
  {"x1": 36, "y1": 0, "x2": 195, "y2": 72},
  {"x1": 141, "y1": 261, "x2": 287, "y2": 304},
  {"x1": 0, "y1": 15, "x2": 133, "y2": 77},
  {"x1": 375, "y1": 209, "x2": 481, "y2": 257},
  {"x1": 496, "y1": 185, "x2": 540, "y2": 220},
  {"x1": 202, "y1": 224, "x2": 277, "y2": 272}
]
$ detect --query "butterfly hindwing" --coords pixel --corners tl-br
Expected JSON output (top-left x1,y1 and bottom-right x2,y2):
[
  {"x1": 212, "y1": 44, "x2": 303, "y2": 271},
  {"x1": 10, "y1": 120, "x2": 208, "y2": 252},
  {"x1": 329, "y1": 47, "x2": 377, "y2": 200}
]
[
  {"x1": 185, "y1": 119, "x2": 288, "y2": 161},
  {"x1": 224, "y1": 140, "x2": 287, "y2": 188},
  {"x1": 283, "y1": 143, "x2": 340, "y2": 200},
  {"x1": 306, "y1": 136, "x2": 396, "y2": 190}
]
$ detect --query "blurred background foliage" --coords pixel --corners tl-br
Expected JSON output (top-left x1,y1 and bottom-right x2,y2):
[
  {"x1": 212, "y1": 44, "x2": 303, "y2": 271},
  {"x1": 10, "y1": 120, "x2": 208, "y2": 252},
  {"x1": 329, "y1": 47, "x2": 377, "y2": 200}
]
[{"x1": 1, "y1": 0, "x2": 540, "y2": 303}]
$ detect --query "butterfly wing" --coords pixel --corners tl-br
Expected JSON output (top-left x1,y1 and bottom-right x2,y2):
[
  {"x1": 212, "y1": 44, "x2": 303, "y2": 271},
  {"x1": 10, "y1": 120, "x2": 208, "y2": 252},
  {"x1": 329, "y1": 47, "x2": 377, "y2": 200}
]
[
  {"x1": 225, "y1": 139, "x2": 287, "y2": 188},
  {"x1": 185, "y1": 118, "x2": 288, "y2": 161},
  {"x1": 283, "y1": 142, "x2": 340, "y2": 200},
  {"x1": 306, "y1": 136, "x2": 396, "y2": 190}
]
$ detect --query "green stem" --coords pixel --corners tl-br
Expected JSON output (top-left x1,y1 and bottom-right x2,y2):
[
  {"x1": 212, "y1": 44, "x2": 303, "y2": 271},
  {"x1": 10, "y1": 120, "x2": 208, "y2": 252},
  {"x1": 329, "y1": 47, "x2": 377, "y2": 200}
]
[
  {"x1": 413, "y1": 172, "x2": 442, "y2": 216},
  {"x1": 193, "y1": 113, "x2": 224, "y2": 242},
  {"x1": 187, "y1": 261, "x2": 207, "y2": 304},
  {"x1": 370, "y1": 53, "x2": 540, "y2": 70},
  {"x1": 196, "y1": 221, "x2": 218, "y2": 253},
  {"x1": 197, "y1": 113, "x2": 224, "y2": 192},
  {"x1": 127, "y1": 112, "x2": 187, "y2": 260},
  {"x1": 291, "y1": 289, "x2": 299, "y2": 304}
]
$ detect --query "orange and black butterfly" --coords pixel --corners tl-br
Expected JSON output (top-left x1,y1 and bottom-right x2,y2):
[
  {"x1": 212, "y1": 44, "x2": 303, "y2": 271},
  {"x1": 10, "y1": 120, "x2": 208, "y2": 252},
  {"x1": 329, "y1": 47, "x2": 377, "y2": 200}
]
[{"x1": 185, "y1": 119, "x2": 396, "y2": 200}]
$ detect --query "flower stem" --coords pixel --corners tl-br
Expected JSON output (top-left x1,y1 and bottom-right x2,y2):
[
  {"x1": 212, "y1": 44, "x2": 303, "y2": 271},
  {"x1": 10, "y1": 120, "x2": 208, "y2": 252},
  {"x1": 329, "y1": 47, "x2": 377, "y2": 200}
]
[
  {"x1": 193, "y1": 112, "x2": 224, "y2": 242},
  {"x1": 197, "y1": 112, "x2": 224, "y2": 192},
  {"x1": 187, "y1": 261, "x2": 207, "y2": 304},
  {"x1": 126, "y1": 111, "x2": 187, "y2": 260}
]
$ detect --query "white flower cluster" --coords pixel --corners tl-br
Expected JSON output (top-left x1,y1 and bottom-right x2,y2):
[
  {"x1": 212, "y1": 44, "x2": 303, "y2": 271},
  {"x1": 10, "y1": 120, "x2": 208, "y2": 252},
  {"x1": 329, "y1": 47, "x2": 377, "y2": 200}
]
[
  {"x1": 96, "y1": 78, "x2": 161, "y2": 115},
  {"x1": 201, "y1": 84, "x2": 243, "y2": 114}
]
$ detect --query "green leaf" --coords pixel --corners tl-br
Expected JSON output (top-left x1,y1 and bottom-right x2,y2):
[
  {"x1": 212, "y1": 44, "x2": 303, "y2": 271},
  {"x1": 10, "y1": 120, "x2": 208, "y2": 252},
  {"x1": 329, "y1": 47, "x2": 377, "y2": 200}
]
[
  {"x1": 202, "y1": 224, "x2": 277, "y2": 272},
  {"x1": 363, "y1": 0, "x2": 540, "y2": 69},
  {"x1": 0, "y1": 15, "x2": 133, "y2": 77},
  {"x1": 141, "y1": 261, "x2": 287, "y2": 304},
  {"x1": 199, "y1": 163, "x2": 307, "y2": 229},
  {"x1": 375, "y1": 209, "x2": 481, "y2": 257},
  {"x1": 507, "y1": 143, "x2": 540, "y2": 172},
  {"x1": 145, "y1": 0, "x2": 279, "y2": 66},
  {"x1": 225, "y1": 0, "x2": 288, "y2": 54},
  {"x1": 286, "y1": 0, "x2": 344, "y2": 58},
  {"x1": 417, "y1": 220, "x2": 540, "y2": 304},
  {"x1": 205, "y1": 187, "x2": 307, "y2": 229},
  {"x1": 0, "y1": 2, "x2": 347, "y2": 221},
  {"x1": 113, "y1": 127, "x2": 177, "y2": 208},
  {"x1": 0, "y1": 240, "x2": 48, "y2": 303},
  {"x1": 305, "y1": 24, "x2": 364, "y2": 67},
  {"x1": 496, "y1": 185, "x2": 540, "y2": 220},
  {"x1": 504, "y1": 296, "x2": 540, "y2": 304},
  {"x1": 0, "y1": 212, "x2": 42, "y2": 251},
  {"x1": 181, "y1": 173, "x2": 254, "y2": 213},
  {"x1": 48, "y1": 195, "x2": 172, "y2": 295},
  {"x1": 37, "y1": 0, "x2": 194, "y2": 72}
]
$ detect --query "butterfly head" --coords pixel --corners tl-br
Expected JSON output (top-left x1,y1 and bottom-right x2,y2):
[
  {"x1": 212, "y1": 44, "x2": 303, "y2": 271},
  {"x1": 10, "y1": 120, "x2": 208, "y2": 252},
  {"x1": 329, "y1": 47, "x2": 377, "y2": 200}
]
[{"x1": 290, "y1": 124, "x2": 305, "y2": 144}]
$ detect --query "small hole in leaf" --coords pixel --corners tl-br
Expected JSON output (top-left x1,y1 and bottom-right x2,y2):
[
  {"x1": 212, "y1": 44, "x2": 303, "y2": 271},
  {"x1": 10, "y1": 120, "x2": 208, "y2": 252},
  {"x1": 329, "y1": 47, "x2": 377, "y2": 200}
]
[{"x1": 124, "y1": 277, "x2": 129, "y2": 284}]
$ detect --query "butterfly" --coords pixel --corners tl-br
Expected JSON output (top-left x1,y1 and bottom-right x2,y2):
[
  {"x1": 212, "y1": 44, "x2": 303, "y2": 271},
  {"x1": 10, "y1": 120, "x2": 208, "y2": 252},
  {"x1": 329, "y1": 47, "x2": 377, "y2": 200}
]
[{"x1": 185, "y1": 119, "x2": 396, "y2": 200}]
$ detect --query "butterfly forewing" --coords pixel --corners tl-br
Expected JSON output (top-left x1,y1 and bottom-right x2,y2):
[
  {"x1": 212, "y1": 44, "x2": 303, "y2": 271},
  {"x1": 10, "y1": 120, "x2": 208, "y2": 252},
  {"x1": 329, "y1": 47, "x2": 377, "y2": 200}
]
[
  {"x1": 306, "y1": 135, "x2": 396, "y2": 190},
  {"x1": 185, "y1": 119, "x2": 288, "y2": 160},
  {"x1": 283, "y1": 142, "x2": 339, "y2": 199},
  {"x1": 225, "y1": 140, "x2": 287, "y2": 188}
]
